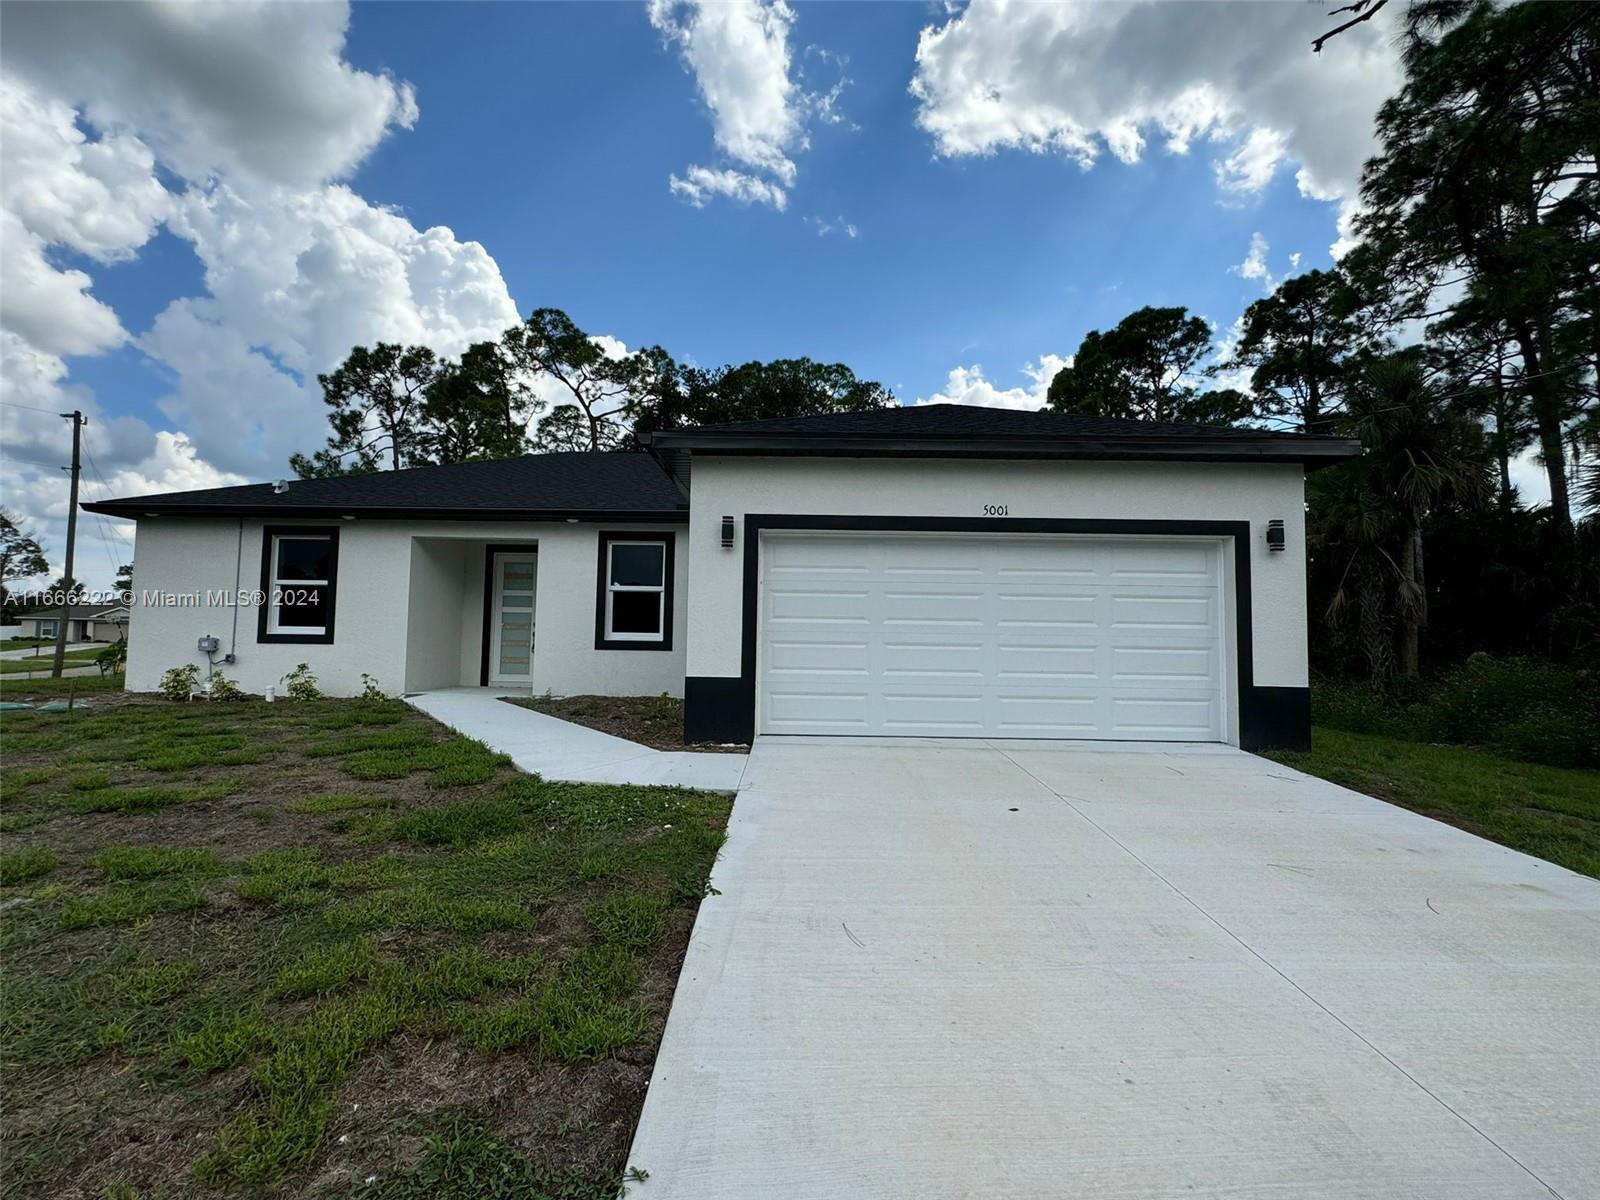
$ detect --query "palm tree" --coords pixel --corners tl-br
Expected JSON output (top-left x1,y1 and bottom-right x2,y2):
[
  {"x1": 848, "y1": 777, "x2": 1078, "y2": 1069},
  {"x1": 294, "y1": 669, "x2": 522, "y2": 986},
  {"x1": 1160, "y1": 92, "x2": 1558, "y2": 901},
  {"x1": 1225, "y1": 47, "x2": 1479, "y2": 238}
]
[{"x1": 1315, "y1": 353, "x2": 1491, "y2": 680}]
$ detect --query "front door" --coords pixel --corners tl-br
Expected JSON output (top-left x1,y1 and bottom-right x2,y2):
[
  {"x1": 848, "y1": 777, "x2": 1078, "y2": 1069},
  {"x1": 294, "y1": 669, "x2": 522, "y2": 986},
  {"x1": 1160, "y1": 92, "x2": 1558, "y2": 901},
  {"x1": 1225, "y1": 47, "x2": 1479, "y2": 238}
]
[{"x1": 488, "y1": 552, "x2": 538, "y2": 685}]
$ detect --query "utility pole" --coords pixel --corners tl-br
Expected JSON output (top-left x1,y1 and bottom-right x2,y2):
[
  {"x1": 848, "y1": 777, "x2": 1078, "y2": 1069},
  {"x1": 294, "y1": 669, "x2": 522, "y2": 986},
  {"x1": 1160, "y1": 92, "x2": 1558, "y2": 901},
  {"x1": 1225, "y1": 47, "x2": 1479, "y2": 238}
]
[{"x1": 51, "y1": 410, "x2": 84, "y2": 679}]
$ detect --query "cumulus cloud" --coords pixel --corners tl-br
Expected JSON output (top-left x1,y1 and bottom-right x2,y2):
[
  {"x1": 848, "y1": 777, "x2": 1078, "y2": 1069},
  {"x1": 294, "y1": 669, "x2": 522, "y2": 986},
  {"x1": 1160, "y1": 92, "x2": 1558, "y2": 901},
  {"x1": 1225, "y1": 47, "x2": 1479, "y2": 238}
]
[
  {"x1": 1232, "y1": 231, "x2": 1273, "y2": 289},
  {"x1": 0, "y1": 3, "x2": 520, "y2": 587},
  {"x1": 649, "y1": 0, "x2": 846, "y2": 211},
  {"x1": 669, "y1": 165, "x2": 789, "y2": 210},
  {"x1": 0, "y1": 1, "x2": 417, "y2": 188},
  {"x1": 910, "y1": 0, "x2": 1400, "y2": 251},
  {"x1": 915, "y1": 355, "x2": 1070, "y2": 411}
]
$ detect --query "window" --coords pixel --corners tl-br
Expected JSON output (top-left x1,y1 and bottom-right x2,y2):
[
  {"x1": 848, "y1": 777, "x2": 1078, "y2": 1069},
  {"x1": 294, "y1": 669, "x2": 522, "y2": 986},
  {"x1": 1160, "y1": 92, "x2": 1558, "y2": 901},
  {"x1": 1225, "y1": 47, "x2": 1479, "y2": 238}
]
[
  {"x1": 595, "y1": 532, "x2": 673, "y2": 650},
  {"x1": 258, "y1": 526, "x2": 339, "y2": 644},
  {"x1": 37, "y1": 619, "x2": 56, "y2": 639}
]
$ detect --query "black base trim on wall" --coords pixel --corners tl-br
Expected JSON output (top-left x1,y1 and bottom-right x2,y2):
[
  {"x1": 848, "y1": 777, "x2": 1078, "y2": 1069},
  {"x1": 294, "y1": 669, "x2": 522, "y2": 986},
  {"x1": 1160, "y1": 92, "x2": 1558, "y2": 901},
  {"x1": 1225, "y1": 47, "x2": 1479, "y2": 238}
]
[
  {"x1": 684, "y1": 676, "x2": 751, "y2": 745},
  {"x1": 1239, "y1": 686, "x2": 1311, "y2": 752},
  {"x1": 681, "y1": 514, "x2": 1311, "y2": 752}
]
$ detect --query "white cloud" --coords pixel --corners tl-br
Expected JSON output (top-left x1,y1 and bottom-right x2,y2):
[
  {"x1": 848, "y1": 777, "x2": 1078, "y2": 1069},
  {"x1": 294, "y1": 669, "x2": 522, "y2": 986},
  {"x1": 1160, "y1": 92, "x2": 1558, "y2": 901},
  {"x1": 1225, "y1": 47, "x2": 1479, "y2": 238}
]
[
  {"x1": 649, "y1": 0, "x2": 803, "y2": 185},
  {"x1": 1232, "y1": 231, "x2": 1273, "y2": 289},
  {"x1": 808, "y1": 215, "x2": 859, "y2": 238},
  {"x1": 0, "y1": 3, "x2": 521, "y2": 588},
  {"x1": 910, "y1": 0, "x2": 1401, "y2": 252},
  {"x1": 0, "y1": 1, "x2": 416, "y2": 188},
  {"x1": 650, "y1": 0, "x2": 846, "y2": 211},
  {"x1": 915, "y1": 354, "x2": 1070, "y2": 411},
  {"x1": 668, "y1": 165, "x2": 788, "y2": 210}
]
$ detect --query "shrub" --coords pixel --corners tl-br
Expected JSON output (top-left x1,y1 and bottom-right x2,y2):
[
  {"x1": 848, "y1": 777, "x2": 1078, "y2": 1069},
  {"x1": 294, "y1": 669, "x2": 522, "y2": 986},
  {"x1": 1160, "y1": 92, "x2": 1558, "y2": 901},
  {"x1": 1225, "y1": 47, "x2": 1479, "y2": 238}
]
[
  {"x1": 159, "y1": 663, "x2": 201, "y2": 701},
  {"x1": 360, "y1": 674, "x2": 389, "y2": 702},
  {"x1": 208, "y1": 671, "x2": 246, "y2": 701},
  {"x1": 282, "y1": 663, "x2": 321, "y2": 701},
  {"x1": 96, "y1": 640, "x2": 127, "y2": 676},
  {"x1": 1410, "y1": 656, "x2": 1595, "y2": 747},
  {"x1": 1490, "y1": 707, "x2": 1600, "y2": 770}
]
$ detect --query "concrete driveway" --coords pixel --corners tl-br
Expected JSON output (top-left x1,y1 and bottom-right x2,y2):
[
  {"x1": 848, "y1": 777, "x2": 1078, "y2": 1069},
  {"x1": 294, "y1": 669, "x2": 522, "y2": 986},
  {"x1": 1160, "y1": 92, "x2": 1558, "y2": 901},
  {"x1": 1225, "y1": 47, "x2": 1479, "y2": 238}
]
[{"x1": 627, "y1": 739, "x2": 1600, "y2": 1200}]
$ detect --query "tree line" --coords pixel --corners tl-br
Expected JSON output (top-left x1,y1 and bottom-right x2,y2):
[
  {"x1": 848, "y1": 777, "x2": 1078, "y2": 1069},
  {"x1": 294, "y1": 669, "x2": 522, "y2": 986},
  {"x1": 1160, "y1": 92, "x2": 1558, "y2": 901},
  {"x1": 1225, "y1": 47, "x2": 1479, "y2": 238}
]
[
  {"x1": 287, "y1": 309, "x2": 894, "y2": 478},
  {"x1": 292, "y1": 0, "x2": 1596, "y2": 684}
]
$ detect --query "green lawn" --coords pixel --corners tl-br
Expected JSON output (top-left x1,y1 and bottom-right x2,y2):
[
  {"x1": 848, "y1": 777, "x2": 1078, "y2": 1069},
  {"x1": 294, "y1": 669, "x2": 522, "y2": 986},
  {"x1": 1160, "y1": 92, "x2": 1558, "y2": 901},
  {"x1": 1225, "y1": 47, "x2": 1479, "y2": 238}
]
[
  {"x1": 0, "y1": 650, "x2": 104, "y2": 675},
  {"x1": 1267, "y1": 726, "x2": 1600, "y2": 879},
  {"x1": 0, "y1": 695, "x2": 730, "y2": 1199}
]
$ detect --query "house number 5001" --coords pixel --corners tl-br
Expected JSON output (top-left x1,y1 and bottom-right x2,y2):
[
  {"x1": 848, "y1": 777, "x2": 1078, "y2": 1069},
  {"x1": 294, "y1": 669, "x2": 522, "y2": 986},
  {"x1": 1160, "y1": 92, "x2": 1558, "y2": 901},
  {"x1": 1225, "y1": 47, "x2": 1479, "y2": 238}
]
[{"x1": 982, "y1": 504, "x2": 1009, "y2": 516}]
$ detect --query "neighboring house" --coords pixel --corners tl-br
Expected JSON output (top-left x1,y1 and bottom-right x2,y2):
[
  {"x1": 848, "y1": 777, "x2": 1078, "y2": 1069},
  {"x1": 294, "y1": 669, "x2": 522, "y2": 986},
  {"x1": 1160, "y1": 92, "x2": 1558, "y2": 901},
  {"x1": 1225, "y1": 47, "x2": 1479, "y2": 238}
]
[
  {"x1": 16, "y1": 603, "x2": 129, "y2": 644},
  {"x1": 83, "y1": 404, "x2": 1357, "y2": 750}
]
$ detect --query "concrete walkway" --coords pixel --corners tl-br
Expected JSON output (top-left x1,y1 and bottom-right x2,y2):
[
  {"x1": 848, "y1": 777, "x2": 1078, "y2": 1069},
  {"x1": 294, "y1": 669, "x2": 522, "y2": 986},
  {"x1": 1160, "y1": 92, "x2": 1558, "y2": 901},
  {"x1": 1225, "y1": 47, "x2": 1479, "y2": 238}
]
[
  {"x1": 404, "y1": 687, "x2": 747, "y2": 791},
  {"x1": 1, "y1": 642, "x2": 96, "y2": 660},
  {"x1": 626, "y1": 737, "x2": 1600, "y2": 1200}
]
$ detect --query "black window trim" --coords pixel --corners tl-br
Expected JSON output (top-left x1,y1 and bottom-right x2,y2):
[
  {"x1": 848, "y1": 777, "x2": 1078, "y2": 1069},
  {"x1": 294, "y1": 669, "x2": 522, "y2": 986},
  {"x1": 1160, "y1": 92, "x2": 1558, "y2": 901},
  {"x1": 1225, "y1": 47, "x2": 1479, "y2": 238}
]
[
  {"x1": 594, "y1": 531, "x2": 674, "y2": 651},
  {"x1": 257, "y1": 525, "x2": 340, "y2": 645}
]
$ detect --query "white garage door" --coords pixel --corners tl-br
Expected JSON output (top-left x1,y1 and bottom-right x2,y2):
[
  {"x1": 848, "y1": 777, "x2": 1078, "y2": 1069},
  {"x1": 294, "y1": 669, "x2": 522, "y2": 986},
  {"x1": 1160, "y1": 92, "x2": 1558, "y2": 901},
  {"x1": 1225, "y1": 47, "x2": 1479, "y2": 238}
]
[{"x1": 758, "y1": 533, "x2": 1227, "y2": 740}]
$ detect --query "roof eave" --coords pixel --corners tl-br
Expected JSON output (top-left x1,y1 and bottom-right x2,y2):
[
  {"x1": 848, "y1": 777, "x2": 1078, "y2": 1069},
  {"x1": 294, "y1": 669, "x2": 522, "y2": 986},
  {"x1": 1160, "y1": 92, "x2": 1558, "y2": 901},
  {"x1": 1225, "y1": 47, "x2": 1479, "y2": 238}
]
[
  {"x1": 645, "y1": 432, "x2": 1360, "y2": 468},
  {"x1": 79, "y1": 503, "x2": 690, "y2": 522}
]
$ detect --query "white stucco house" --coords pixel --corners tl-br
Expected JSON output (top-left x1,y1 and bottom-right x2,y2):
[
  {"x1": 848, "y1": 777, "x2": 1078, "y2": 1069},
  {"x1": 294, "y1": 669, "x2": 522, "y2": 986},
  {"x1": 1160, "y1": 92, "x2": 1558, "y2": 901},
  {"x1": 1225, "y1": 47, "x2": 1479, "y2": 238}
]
[
  {"x1": 16, "y1": 603, "x2": 129, "y2": 644},
  {"x1": 84, "y1": 404, "x2": 1358, "y2": 750}
]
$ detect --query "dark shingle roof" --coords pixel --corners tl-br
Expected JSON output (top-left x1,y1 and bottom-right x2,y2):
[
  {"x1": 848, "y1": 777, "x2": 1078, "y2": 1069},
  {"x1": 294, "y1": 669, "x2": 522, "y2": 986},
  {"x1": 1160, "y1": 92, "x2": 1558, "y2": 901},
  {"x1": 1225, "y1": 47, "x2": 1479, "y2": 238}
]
[
  {"x1": 647, "y1": 402, "x2": 1360, "y2": 468},
  {"x1": 82, "y1": 452, "x2": 686, "y2": 520},
  {"x1": 667, "y1": 404, "x2": 1273, "y2": 439}
]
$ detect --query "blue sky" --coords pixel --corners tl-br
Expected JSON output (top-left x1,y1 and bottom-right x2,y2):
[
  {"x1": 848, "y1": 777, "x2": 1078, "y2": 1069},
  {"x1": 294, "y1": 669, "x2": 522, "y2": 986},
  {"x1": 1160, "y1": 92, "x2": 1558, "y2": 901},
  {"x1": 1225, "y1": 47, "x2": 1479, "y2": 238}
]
[{"x1": 1, "y1": 1, "x2": 1405, "y2": 586}]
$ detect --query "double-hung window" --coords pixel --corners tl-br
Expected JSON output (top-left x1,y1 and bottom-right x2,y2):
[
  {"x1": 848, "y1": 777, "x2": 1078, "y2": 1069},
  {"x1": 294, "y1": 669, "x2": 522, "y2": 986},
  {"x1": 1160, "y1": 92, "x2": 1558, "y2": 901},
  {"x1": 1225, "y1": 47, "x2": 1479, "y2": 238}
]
[
  {"x1": 38, "y1": 619, "x2": 57, "y2": 639},
  {"x1": 595, "y1": 533, "x2": 673, "y2": 650},
  {"x1": 259, "y1": 527, "x2": 339, "y2": 643}
]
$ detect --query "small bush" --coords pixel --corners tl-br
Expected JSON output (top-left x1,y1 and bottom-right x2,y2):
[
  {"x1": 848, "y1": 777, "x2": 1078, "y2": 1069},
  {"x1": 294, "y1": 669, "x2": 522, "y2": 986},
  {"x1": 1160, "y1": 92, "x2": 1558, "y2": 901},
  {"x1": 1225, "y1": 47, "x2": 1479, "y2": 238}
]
[
  {"x1": 360, "y1": 674, "x2": 389, "y2": 702},
  {"x1": 282, "y1": 663, "x2": 321, "y2": 701},
  {"x1": 159, "y1": 663, "x2": 201, "y2": 701},
  {"x1": 96, "y1": 640, "x2": 127, "y2": 676},
  {"x1": 208, "y1": 672, "x2": 246, "y2": 701}
]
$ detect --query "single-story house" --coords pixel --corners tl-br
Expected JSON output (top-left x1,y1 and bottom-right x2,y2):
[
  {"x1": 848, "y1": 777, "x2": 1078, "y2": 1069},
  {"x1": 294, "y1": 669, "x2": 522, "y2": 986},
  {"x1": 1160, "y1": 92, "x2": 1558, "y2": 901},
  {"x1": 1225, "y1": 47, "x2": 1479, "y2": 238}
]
[
  {"x1": 16, "y1": 603, "x2": 129, "y2": 644},
  {"x1": 83, "y1": 404, "x2": 1358, "y2": 750}
]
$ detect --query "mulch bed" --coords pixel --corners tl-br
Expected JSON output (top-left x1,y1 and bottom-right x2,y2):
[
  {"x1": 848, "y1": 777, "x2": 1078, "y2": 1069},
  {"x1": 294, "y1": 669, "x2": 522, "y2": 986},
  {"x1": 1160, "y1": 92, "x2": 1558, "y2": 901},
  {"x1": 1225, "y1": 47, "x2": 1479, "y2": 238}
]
[{"x1": 505, "y1": 694, "x2": 749, "y2": 753}]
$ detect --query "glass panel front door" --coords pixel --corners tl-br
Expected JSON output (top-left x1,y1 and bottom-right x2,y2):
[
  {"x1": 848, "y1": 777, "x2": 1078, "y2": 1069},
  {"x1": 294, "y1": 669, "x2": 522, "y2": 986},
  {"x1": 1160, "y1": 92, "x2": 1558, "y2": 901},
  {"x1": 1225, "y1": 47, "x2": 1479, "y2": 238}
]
[{"x1": 489, "y1": 553, "x2": 537, "y2": 684}]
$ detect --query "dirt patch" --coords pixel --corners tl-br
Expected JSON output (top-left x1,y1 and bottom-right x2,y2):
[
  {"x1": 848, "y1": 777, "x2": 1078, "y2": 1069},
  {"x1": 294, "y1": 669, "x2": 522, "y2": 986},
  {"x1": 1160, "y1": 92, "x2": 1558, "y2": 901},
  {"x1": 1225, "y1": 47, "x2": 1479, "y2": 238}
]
[{"x1": 504, "y1": 694, "x2": 748, "y2": 753}]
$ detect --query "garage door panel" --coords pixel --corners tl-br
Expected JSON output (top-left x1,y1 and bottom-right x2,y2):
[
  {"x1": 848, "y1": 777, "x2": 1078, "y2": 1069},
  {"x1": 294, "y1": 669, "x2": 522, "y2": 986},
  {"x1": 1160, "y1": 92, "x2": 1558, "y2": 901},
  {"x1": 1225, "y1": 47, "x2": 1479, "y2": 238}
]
[
  {"x1": 765, "y1": 638, "x2": 870, "y2": 675},
  {"x1": 766, "y1": 688, "x2": 871, "y2": 731},
  {"x1": 759, "y1": 534, "x2": 1226, "y2": 742}
]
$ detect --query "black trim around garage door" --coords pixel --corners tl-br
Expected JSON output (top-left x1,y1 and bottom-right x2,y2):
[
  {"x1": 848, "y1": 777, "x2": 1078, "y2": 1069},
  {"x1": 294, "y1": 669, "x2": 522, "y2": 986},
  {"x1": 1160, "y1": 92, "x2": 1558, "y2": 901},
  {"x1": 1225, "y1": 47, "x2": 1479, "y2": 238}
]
[{"x1": 683, "y1": 515, "x2": 1311, "y2": 752}]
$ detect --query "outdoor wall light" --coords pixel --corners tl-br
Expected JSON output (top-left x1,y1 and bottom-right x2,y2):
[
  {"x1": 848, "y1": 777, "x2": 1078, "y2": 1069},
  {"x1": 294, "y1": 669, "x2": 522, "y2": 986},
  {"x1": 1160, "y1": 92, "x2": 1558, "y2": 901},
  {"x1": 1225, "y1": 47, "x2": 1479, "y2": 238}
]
[
  {"x1": 1266, "y1": 519, "x2": 1286, "y2": 552},
  {"x1": 721, "y1": 515, "x2": 735, "y2": 549}
]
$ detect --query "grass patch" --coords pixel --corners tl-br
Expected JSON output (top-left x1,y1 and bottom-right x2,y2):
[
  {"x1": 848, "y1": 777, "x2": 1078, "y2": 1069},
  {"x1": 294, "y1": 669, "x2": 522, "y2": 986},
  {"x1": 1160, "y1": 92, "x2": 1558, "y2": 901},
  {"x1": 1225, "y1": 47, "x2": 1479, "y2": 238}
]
[
  {"x1": 584, "y1": 892, "x2": 669, "y2": 953},
  {"x1": 284, "y1": 791, "x2": 389, "y2": 814},
  {"x1": 0, "y1": 845, "x2": 58, "y2": 885},
  {"x1": 352, "y1": 1110, "x2": 619, "y2": 1200},
  {"x1": 271, "y1": 939, "x2": 376, "y2": 1000},
  {"x1": 95, "y1": 844, "x2": 221, "y2": 880},
  {"x1": 57, "y1": 879, "x2": 208, "y2": 930},
  {"x1": 114, "y1": 959, "x2": 200, "y2": 1005},
  {"x1": 1267, "y1": 726, "x2": 1600, "y2": 879},
  {"x1": 392, "y1": 797, "x2": 523, "y2": 847},
  {"x1": 176, "y1": 1011, "x2": 274, "y2": 1073},
  {"x1": 0, "y1": 696, "x2": 731, "y2": 1197}
]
